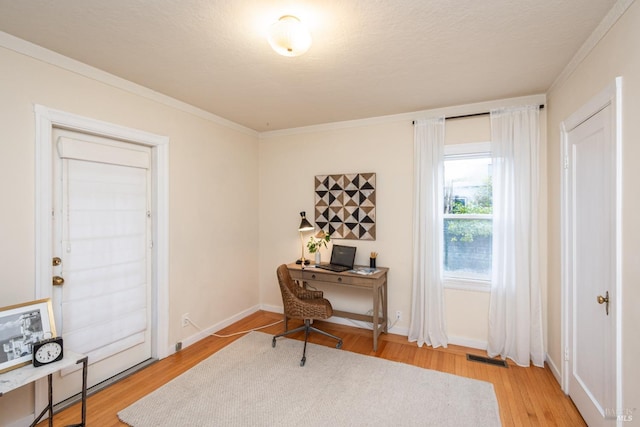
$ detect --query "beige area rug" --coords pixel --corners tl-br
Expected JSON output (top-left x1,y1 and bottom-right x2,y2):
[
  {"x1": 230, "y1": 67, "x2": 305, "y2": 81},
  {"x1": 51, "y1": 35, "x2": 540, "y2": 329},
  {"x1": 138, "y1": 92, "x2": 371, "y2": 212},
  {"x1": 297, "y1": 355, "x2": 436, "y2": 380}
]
[{"x1": 118, "y1": 331, "x2": 501, "y2": 426}]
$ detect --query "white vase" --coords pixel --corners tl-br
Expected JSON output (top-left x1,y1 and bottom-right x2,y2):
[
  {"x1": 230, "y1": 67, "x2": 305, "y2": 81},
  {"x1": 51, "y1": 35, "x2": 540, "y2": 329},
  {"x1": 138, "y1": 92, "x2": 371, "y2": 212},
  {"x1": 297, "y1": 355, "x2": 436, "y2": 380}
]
[{"x1": 314, "y1": 251, "x2": 321, "y2": 265}]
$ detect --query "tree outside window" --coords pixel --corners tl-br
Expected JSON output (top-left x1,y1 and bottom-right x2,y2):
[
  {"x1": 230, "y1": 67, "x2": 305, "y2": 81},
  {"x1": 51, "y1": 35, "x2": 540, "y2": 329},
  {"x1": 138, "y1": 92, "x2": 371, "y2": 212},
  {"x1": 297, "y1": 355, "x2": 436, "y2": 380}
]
[{"x1": 443, "y1": 156, "x2": 492, "y2": 282}]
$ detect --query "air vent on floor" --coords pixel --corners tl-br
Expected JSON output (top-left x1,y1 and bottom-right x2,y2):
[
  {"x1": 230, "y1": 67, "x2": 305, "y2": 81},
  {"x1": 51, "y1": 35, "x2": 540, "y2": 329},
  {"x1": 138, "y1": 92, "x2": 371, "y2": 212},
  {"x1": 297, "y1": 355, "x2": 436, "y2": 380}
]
[{"x1": 466, "y1": 354, "x2": 508, "y2": 368}]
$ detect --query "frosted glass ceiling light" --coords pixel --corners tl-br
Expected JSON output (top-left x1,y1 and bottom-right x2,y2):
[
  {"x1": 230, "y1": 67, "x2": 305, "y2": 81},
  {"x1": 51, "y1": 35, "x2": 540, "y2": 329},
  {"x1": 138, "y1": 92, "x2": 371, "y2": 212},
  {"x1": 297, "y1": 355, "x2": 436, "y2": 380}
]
[{"x1": 268, "y1": 15, "x2": 312, "y2": 57}]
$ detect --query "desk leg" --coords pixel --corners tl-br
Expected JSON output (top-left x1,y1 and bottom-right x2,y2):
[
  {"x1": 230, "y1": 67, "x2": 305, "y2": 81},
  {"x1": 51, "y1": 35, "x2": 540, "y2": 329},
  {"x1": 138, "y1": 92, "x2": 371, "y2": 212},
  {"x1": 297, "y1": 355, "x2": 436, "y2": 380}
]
[
  {"x1": 371, "y1": 278, "x2": 388, "y2": 352},
  {"x1": 373, "y1": 284, "x2": 379, "y2": 352},
  {"x1": 382, "y1": 277, "x2": 388, "y2": 333}
]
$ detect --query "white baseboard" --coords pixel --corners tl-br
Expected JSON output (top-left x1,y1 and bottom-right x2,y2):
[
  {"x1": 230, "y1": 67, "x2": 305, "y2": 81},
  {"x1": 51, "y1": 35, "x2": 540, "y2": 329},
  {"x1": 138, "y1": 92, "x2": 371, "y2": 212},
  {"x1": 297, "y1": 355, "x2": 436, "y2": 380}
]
[
  {"x1": 177, "y1": 305, "x2": 488, "y2": 354},
  {"x1": 6, "y1": 414, "x2": 35, "y2": 427},
  {"x1": 263, "y1": 305, "x2": 489, "y2": 349},
  {"x1": 170, "y1": 305, "x2": 262, "y2": 355},
  {"x1": 261, "y1": 304, "x2": 410, "y2": 335},
  {"x1": 447, "y1": 336, "x2": 488, "y2": 351},
  {"x1": 260, "y1": 303, "x2": 283, "y2": 314},
  {"x1": 546, "y1": 353, "x2": 563, "y2": 386}
]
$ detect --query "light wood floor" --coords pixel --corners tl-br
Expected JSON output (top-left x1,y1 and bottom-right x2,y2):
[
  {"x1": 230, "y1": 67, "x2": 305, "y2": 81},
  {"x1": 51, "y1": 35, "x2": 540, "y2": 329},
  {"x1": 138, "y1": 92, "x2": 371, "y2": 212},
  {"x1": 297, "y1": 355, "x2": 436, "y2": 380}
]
[{"x1": 42, "y1": 310, "x2": 585, "y2": 426}]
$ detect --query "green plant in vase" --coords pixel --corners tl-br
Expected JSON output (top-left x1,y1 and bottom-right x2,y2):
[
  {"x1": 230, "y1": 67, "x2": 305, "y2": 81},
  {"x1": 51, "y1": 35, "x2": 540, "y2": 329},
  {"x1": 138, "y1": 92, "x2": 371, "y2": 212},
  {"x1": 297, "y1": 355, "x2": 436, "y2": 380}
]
[{"x1": 307, "y1": 230, "x2": 330, "y2": 264}]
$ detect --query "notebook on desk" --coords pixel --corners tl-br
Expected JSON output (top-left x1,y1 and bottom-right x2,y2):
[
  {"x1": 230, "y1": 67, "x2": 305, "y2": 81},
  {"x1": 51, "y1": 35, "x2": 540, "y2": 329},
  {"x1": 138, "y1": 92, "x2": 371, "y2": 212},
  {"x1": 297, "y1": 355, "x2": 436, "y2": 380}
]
[{"x1": 316, "y1": 245, "x2": 357, "y2": 272}]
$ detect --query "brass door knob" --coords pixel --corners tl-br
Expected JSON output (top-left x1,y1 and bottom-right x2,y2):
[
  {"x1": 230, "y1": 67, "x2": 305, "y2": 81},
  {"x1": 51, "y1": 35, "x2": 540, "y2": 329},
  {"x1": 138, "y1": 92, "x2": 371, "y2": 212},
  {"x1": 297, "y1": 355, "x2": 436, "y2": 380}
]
[
  {"x1": 597, "y1": 291, "x2": 609, "y2": 315},
  {"x1": 52, "y1": 276, "x2": 65, "y2": 286}
]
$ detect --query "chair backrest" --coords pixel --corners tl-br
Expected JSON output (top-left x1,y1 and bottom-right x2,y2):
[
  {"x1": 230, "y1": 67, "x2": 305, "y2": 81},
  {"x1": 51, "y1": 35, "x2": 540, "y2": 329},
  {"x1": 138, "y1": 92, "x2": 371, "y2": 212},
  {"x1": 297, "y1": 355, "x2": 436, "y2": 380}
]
[
  {"x1": 276, "y1": 264, "x2": 333, "y2": 321},
  {"x1": 276, "y1": 264, "x2": 299, "y2": 316}
]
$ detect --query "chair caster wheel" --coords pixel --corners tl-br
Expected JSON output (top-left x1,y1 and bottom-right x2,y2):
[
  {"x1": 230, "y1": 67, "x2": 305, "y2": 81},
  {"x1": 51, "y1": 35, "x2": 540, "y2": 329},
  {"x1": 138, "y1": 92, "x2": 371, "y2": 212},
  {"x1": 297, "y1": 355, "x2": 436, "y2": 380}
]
[
  {"x1": 336, "y1": 341, "x2": 343, "y2": 349},
  {"x1": 300, "y1": 357, "x2": 306, "y2": 367},
  {"x1": 272, "y1": 337, "x2": 276, "y2": 348}
]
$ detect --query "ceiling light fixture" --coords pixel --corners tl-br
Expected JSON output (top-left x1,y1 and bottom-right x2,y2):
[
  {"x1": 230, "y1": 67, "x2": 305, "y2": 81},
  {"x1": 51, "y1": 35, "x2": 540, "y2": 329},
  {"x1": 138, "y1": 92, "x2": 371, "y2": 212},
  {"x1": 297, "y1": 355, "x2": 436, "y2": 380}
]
[{"x1": 268, "y1": 15, "x2": 312, "y2": 57}]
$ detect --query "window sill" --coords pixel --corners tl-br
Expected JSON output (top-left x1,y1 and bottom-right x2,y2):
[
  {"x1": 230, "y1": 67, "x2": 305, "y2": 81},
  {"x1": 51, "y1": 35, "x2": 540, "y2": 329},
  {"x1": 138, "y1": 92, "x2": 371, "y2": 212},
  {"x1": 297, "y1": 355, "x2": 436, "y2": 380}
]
[{"x1": 443, "y1": 278, "x2": 491, "y2": 292}]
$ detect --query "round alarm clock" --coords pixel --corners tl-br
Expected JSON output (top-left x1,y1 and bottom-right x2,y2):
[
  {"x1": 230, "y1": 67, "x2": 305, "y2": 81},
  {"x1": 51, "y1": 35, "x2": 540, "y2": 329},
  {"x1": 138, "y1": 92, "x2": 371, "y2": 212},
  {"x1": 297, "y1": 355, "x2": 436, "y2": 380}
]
[{"x1": 32, "y1": 337, "x2": 64, "y2": 367}]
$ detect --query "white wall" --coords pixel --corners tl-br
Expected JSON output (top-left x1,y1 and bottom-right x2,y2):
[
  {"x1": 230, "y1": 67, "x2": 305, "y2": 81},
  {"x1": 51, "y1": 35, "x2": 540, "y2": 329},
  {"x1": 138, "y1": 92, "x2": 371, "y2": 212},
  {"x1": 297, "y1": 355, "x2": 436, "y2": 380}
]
[
  {"x1": 0, "y1": 42, "x2": 260, "y2": 425},
  {"x1": 258, "y1": 121, "x2": 415, "y2": 330},
  {"x1": 258, "y1": 97, "x2": 547, "y2": 349},
  {"x1": 546, "y1": 0, "x2": 640, "y2": 417}
]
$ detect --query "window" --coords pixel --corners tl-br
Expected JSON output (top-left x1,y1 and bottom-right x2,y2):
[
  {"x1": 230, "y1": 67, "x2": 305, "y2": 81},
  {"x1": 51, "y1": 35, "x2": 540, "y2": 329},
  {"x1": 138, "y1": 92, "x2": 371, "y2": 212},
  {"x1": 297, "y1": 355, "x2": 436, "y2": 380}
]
[{"x1": 443, "y1": 143, "x2": 492, "y2": 289}]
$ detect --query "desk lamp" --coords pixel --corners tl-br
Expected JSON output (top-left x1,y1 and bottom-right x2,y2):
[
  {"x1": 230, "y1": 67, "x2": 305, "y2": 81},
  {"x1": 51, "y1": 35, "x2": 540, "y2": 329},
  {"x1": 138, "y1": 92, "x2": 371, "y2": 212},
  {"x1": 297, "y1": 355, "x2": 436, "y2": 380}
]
[{"x1": 296, "y1": 211, "x2": 314, "y2": 265}]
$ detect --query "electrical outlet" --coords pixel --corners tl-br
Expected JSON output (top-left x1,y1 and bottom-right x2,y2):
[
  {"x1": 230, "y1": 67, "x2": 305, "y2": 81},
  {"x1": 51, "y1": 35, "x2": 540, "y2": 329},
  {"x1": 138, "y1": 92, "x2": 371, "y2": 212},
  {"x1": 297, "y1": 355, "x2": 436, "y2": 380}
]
[
  {"x1": 181, "y1": 313, "x2": 189, "y2": 327},
  {"x1": 395, "y1": 310, "x2": 402, "y2": 321}
]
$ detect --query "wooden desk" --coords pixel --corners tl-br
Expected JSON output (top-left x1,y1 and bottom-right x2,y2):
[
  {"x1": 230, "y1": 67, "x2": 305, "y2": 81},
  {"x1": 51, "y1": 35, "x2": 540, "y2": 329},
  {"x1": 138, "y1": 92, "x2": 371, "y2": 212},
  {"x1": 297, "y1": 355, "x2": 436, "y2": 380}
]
[
  {"x1": 287, "y1": 263, "x2": 389, "y2": 351},
  {"x1": 0, "y1": 350, "x2": 88, "y2": 427}
]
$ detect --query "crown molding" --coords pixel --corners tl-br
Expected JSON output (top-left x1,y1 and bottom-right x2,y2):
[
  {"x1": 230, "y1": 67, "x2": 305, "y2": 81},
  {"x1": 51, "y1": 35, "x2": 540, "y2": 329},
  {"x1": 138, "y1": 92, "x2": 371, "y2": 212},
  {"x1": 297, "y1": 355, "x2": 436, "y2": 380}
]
[
  {"x1": 259, "y1": 94, "x2": 546, "y2": 139},
  {"x1": 0, "y1": 31, "x2": 258, "y2": 137},
  {"x1": 548, "y1": 0, "x2": 636, "y2": 93}
]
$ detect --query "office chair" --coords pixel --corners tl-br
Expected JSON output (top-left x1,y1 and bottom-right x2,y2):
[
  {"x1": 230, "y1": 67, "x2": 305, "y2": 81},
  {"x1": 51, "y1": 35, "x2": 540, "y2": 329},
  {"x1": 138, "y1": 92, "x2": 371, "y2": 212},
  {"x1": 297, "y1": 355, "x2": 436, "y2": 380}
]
[{"x1": 272, "y1": 264, "x2": 343, "y2": 366}]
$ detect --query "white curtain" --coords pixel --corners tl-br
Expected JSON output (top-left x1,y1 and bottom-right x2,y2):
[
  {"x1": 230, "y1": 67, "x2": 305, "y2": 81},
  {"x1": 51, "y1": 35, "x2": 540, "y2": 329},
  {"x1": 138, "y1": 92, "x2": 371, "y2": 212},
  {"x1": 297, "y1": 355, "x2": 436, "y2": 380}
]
[
  {"x1": 488, "y1": 105, "x2": 544, "y2": 367},
  {"x1": 408, "y1": 117, "x2": 448, "y2": 348}
]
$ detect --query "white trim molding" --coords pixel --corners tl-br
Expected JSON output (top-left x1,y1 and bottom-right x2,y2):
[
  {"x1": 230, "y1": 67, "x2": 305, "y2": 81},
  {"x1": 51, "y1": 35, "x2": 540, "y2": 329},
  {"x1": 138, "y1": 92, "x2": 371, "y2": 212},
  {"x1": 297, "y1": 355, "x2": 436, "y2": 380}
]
[
  {"x1": 559, "y1": 77, "x2": 623, "y2": 414},
  {"x1": 0, "y1": 31, "x2": 256, "y2": 137},
  {"x1": 259, "y1": 95, "x2": 546, "y2": 139},
  {"x1": 549, "y1": 0, "x2": 635, "y2": 93},
  {"x1": 176, "y1": 305, "x2": 263, "y2": 352},
  {"x1": 34, "y1": 104, "x2": 170, "y2": 359},
  {"x1": 33, "y1": 104, "x2": 170, "y2": 415}
]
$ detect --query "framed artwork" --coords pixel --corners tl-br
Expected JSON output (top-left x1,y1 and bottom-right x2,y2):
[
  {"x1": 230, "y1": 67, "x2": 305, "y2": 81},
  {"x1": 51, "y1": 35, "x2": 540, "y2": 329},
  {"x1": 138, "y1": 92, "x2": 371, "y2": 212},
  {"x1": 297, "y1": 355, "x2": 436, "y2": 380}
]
[
  {"x1": 314, "y1": 173, "x2": 376, "y2": 240},
  {"x1": 0, "y1": 298, "x2": 57, "y2": 373}
]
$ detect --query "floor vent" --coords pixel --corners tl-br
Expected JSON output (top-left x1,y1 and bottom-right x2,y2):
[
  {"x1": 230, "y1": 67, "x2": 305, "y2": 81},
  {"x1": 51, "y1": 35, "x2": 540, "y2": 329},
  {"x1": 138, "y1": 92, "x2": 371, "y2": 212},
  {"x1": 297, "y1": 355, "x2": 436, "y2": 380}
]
[{"x1": 466, "y1": 354, "x2": 508, "y2": 368}]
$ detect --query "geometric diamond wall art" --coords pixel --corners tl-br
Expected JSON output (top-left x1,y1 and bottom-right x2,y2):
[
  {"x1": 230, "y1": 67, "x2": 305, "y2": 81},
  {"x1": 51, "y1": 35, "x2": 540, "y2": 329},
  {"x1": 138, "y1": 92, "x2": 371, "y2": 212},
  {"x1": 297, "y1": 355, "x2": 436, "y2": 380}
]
[{"x1": 314, "y1": 173, "x2": 376, "y2": 240}]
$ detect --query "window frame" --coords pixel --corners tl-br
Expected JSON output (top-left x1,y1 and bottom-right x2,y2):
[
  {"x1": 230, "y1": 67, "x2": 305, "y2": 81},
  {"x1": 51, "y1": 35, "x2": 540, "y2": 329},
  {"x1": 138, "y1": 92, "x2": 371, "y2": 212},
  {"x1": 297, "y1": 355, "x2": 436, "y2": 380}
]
[{"x1": 442, "y1": 142, "x2": 492, "y2": 292}]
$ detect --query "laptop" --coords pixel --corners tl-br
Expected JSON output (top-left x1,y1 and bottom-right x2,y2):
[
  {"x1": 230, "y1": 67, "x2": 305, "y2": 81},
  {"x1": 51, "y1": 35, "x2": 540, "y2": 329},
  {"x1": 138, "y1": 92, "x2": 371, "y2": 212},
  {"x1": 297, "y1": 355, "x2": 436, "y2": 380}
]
[{"x1": 316, "y1": 245, "x2": 357, "y2": 272}]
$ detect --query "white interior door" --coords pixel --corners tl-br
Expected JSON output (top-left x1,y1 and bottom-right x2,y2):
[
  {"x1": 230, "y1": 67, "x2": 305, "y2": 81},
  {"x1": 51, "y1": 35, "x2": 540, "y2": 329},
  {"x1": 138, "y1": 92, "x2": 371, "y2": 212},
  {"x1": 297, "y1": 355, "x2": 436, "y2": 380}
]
[
  {"x1": 51, "y1": 128, "x2": 152, "y2": 403},
  {"x1": 565, "y1": 105, "x2": 617, "y2": 426}
]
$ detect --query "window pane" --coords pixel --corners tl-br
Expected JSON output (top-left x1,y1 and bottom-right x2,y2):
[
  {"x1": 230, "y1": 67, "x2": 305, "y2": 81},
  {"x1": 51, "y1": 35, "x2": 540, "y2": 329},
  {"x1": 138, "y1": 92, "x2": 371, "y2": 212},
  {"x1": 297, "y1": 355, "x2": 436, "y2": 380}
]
[
  {"x1": 444, "y1": 218, "x2": 492, "y2": 280},
  {"x1": 444, "y1": 157, "x2": 492, "y2": 214},
  {"x1": 443, "y1": 155, "x2": 492, "y2": 281}
]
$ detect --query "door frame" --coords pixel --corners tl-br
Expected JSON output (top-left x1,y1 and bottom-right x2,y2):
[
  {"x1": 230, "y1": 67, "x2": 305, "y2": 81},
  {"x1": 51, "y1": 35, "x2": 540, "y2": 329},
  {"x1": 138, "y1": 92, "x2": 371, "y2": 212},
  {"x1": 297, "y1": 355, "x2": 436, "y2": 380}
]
[
  {"x1": 33, "y1": 105, "x2": 169, "y2": 408},
  {"x1": 560, "y1": 78, "x2": 622, "y2": 414}
]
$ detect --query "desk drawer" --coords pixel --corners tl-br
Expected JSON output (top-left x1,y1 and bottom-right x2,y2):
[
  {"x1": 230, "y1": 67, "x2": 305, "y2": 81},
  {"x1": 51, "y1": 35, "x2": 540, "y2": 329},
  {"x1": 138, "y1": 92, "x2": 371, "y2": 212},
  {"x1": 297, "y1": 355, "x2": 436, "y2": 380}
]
[{"x1": 300, "y1": 270, "x2": 356, "y2": 285}]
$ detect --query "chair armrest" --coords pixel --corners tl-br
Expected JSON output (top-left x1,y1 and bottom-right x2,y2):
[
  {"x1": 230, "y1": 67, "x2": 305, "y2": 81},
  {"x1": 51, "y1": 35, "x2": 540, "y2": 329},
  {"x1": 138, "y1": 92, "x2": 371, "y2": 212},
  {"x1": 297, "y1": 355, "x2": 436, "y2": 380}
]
[{"x1": 293, "y1": 286, "x2": 324, "y2": 300}]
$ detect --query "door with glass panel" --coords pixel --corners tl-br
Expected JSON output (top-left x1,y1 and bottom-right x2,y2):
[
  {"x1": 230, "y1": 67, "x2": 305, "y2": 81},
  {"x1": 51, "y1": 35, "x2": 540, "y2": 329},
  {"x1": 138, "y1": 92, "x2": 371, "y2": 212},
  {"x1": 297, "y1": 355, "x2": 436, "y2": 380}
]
[{"x1": 50, "y1": 128, "x2": 152, "y2": 403}]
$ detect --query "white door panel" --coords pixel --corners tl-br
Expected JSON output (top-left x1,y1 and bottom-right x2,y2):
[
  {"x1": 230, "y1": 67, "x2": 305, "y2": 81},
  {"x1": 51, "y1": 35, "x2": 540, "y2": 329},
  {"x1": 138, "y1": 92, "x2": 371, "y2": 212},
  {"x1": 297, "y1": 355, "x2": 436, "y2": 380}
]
[
  {"x1": 52, "y1": 129, "x2": 152, "y2": 402},
  {"x1": 566, "y1": 105, "x2": 616, "y2": 426}
]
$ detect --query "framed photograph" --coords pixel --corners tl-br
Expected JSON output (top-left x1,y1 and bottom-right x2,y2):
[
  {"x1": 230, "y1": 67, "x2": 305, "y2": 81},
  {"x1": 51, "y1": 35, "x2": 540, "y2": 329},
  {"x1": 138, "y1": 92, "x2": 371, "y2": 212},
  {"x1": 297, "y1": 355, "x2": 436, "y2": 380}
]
[{"x1": 0, "y1": 298, "x2": 57, "y2": 374}]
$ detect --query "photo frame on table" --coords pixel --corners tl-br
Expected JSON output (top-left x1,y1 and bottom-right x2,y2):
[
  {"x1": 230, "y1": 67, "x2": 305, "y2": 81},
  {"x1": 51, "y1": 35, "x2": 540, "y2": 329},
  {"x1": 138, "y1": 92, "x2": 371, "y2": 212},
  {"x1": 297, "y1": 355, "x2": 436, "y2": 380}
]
[{"x1": 0, "y1": 298, "x2": 57, "y2": 374}]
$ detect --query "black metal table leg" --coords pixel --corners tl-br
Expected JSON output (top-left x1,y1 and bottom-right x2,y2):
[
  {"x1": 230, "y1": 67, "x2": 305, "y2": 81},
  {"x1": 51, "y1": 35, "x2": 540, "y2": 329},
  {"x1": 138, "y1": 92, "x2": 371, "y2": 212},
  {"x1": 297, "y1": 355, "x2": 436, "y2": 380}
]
[
  {"x1": 29, "y1": 374, "x2": 53, "y2": 427},
  {"x1": 66, "y1": 356, "x2": 88, "y2": 427},
  {"x1": 29, "y1": 356, "x2": 88, "y2": 427},
  {"x1": 48, "y1": 373, "x2": 53, "y2": 427}
]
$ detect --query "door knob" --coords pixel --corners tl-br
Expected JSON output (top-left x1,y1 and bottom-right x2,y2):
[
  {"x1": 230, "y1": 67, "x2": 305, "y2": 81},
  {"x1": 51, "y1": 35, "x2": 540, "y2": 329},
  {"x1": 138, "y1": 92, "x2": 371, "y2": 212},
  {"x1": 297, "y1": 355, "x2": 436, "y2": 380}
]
[
  {"x1": 597, "y1": 291, "x2": 609, "y2": 315},
  {"x1": 52, "y1": 276, "x2": 65, "y2": 286}
]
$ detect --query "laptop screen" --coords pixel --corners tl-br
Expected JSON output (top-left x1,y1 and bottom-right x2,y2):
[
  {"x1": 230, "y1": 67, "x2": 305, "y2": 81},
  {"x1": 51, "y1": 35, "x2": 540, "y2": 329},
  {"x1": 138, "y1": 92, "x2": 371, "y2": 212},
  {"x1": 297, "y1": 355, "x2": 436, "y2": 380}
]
[{"x1": 330, "y1": 245, "x2": 357, "y2": 268}]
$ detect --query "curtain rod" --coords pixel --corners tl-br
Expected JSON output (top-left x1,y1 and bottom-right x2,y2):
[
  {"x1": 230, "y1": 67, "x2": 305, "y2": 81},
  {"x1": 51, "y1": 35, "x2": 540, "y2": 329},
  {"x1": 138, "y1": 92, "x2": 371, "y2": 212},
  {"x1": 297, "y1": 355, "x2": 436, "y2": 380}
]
[{"x1": 412, "y1": 104, "x2": 545, "y2": 124}]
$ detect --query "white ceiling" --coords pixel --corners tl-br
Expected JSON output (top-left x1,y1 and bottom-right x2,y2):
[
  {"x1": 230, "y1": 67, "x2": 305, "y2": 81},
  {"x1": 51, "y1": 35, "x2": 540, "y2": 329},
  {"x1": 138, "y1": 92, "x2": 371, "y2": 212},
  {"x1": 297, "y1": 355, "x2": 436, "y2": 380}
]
[{"x1": 0, "y1": 0, "x2": 618, "y2": 131}]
